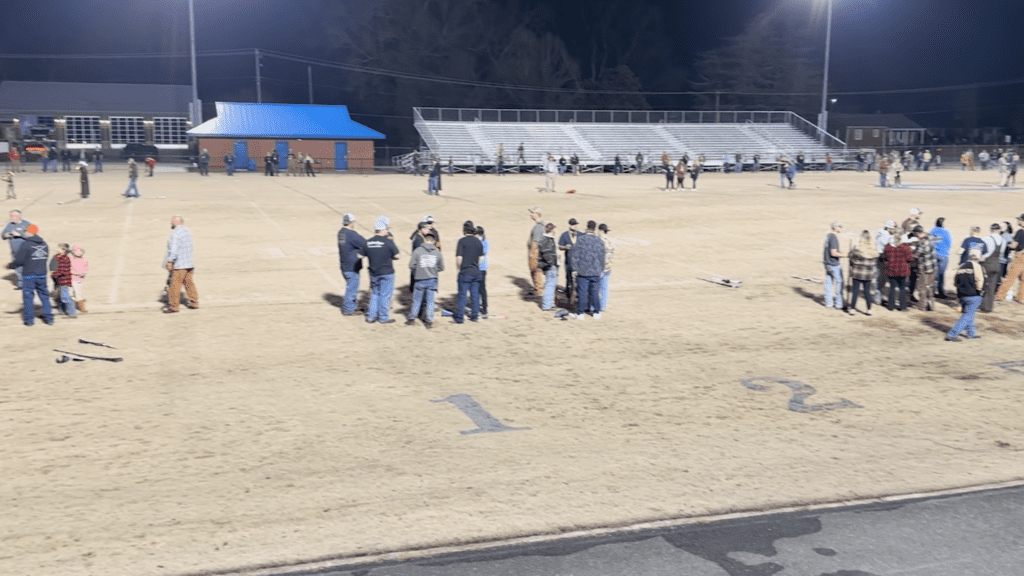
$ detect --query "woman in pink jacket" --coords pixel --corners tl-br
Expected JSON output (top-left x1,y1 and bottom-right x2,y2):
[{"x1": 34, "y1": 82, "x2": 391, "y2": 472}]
[{"x1": 70, "y1": 244, "x2": 89, "y2": 313}]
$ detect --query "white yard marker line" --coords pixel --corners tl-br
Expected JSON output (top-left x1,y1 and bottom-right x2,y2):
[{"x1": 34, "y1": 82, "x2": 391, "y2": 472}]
[
  {"x1": 107, "y1": 200, "x2": 134, "y2": 304},
  {"x1": 248, "y1": 201, "x2": 342, "y2": 290}
]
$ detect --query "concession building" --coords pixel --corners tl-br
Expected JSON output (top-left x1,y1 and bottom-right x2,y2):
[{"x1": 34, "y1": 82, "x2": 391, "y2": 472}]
[{"x1": 187, "y1": 102, "x2": 385, "y2": 171}]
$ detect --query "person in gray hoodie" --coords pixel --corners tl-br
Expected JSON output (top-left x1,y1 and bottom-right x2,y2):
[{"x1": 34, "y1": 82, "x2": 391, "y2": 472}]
[
  {"x1": 406, "y1": 230, "x2": 444, "y2": 328},
  {"x1": 7, "y1": 223, "x2": 53, "y2": 326}
]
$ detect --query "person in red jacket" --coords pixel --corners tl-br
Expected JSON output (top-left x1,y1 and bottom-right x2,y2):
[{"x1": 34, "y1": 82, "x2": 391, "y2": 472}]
[
  {"x1": 883, "y1": 235, "x2": 915, "y2": 311},
  {"x1": 51, "y1": 243, "x2": 77, "y2": 318}
]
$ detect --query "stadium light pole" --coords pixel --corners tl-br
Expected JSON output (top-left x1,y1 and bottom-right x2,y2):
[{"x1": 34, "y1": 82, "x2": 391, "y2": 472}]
[
  {"x1": 189, "y1": 0, "x2": 201, "y2": 125},
  {"x1": 817, "y1": 0, "x2": 833, "y2": 145}
]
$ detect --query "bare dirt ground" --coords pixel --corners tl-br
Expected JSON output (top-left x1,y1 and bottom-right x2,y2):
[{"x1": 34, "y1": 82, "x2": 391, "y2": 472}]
[{"x1": 2, "y1": 165, "x2": 1024, "y2": 576}]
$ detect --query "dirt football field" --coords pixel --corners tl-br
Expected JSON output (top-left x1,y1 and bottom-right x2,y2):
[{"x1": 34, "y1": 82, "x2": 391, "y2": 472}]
[{"x1": 3, "y1": 165, "x2": 1024, "y2": 576}]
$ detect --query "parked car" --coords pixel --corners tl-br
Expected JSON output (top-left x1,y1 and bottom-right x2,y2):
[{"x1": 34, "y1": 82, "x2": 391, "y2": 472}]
[
  {"x1": 19, "y1": 141, "x2": 55, "y2": 162},
  {"x1": 121, "y1": 143, "x2": 160, "y2": 161}
]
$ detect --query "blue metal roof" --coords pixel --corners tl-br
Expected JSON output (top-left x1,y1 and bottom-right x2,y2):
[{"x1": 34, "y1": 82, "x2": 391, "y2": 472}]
[{"x1": 188, "y1": 102, "x2": 384, "y2": 139}]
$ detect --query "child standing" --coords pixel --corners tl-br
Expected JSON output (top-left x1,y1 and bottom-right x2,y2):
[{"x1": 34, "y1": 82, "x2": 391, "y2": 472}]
[
  {"x1": 51, "y1": 244, "x2": 77, "y2": 318},
  {"x1": 70, "y1": 244, "x2": 89, "y2": 312}
]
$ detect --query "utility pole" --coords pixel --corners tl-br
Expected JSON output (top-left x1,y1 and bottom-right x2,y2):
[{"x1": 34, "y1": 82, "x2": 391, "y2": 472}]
[
  {"x1": 188, "y1": 0, "x2": 200, "y2": 124},
  {"x1": 308, "y1": 66, "x2": 313, "y2": 104},
  {"x1": 254, "y1": 49, "x2": 262, "y2": 103},
  {"x1": 818, "y1": 0, "x2": 833, "y2": 144}
]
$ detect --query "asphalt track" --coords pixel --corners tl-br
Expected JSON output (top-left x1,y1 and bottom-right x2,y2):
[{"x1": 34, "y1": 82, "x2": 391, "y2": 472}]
[{"x1": 248, "y1": 484, "x2": 1024, "y2": 576}]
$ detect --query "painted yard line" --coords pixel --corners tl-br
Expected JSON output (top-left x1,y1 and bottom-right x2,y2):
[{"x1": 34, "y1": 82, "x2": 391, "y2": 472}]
[
  {"x1": 107, "y1": 200, "x2": 134, "y2": 305},
  {"x1": 247, "y1": 201, "x2": 342, "y2": 291}
]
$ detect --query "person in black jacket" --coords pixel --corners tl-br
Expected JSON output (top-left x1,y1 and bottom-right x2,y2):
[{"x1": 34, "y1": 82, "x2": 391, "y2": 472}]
[
  {"x1": 538, "y1": 222, "x2": 559, "y2": 310},
  {"x1": 946, "y1": 249, "x2": 984, "y2": 342},
  {"x1": 7, "y1": 224, "x2": 53, "y2": 326}
]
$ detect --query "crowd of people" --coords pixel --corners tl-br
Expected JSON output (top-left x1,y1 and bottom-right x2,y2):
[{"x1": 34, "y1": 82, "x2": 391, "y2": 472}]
[
  {"x1": 3, "y1": 208, "x2": 196, "y2": 325},
  {"x1": 822, "y1": 208, "x2": 1024, "y2": 342},
  {"x1": 526, "y1": 208, "x2": 613, "y2": 318},
  {"x1": 3, "y1": 210, "x2": 91, "y2": 325},
  {"x1": 337, "y1": 214, "x2": 490, "y2": 327},
  {"x1": 334, "y1": 208, "x2": 614, "y2": 327}
]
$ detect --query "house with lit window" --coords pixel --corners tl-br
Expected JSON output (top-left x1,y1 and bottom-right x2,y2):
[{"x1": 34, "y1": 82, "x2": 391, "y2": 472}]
[
  {"x1": 187, "y1": 102, "x2": 385, "y2": 172},
  {"x1": 0, "y1": 80, "x2": 192, "y2": 156},
  {"x1": 830, "y1": 113, "x2": 927, "y2": 149}
]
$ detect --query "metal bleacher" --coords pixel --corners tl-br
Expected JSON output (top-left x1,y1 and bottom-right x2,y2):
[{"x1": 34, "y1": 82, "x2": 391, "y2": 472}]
[{"x1": 411, "y1": 108, "x2": 845, "y2": 172}]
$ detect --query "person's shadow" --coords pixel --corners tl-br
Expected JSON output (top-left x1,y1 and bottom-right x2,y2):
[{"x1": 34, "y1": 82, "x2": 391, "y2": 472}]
[
  {"x1": 791, "y1": 286, "x2": 825, "y2": 307},
  {"x1": 322, "y1": 291, "x2": 371, "y2": 315},
  {"x1": 508, "y1": 275, "x2": 540, "y2": 303}
]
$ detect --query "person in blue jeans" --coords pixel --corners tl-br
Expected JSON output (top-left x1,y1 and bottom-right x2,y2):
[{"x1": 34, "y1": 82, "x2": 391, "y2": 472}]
[
  {"x1": 570, "y1": 221, "x2": 606, "y2": 319},
  {"x1": 7, "y1": 224, "x2": 53, "y2": 326},
  {"x1": 124, "y1": 159, "x2": 140, "y2": 197},
  {"x1": 823, "y1": 221, "x2": 847, "y2": 311},
  {"x1": 538, "y1": 223, "x2": 559, "y2": 310},
  {"x1": 406, "y1": 230, "x2": 443, "y2": 328},
  {"x1": 363, "y1": 216, "x2": 400, "y2": 324},
  {"x1": 930, "y1": 217, "x2": 952, "y2": 298},
  {"x1": 454, "y1": 220, "x2": 484, "y2": 323},
  {"x1": 946, "y1": 250, "x2": 984, "y2": 342},
  {"x1": 598, "y1": 223, "x2": 614, "y2": 312},
  {"x1": 337, "y1": 213, "x2": 366, "y2": 315},
  {"x1": 51, "y1": 243, "x2": 77, "y2": 318},
  {"x1": 476, "y1": 226, "x2": 488, "y2": 315}
]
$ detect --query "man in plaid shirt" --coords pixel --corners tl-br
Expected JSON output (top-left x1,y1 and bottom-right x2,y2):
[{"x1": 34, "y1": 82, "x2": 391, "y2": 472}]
[{"x1": 912, "y1": 225, "x2": 937, "y2": 311}]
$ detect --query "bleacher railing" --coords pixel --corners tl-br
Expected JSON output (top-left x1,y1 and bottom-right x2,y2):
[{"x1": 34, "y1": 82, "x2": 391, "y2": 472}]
[{"x1": 414, "y1": 107, "x2": 846, "y2": 149}]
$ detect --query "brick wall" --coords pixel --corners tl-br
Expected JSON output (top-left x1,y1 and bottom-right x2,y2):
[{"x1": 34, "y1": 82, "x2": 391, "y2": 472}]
[{"x1": 198, "y1": 138, "x2": 376, "y2": 172}]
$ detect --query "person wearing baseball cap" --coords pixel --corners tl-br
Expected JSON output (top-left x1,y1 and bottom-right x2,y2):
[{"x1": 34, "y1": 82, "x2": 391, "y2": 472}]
[
  {"x1": 7, "y1": 222, "x2": 53, "y2": 325},
  {"x1": 559, "y1": 218, "x2": 580, "y2": 307},
  {"x1": 823, "y1": 221, "x2": 847, "y2": 312},
  {"x1": 364, "y1": 216, "x2": 400, "y2": 324},
  {"x1": 338, "y1": 213, "x2": 366, "y2": 315}
]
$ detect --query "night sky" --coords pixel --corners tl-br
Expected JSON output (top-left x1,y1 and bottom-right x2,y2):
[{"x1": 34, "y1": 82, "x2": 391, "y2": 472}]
[{"x1": 1, "y1": 0, "x2": 1022, "y2": 137}]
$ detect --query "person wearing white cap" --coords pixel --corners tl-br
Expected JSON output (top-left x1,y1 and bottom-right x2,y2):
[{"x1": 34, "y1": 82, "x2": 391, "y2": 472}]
[
  {"x1": 901, "y1": 208, "x2": 922, "y2": 235},
  {"x1": 363, "y1": 216, "x2": 400, "y2": 324},
  {"x1": 337, "y1": 213, "x2": 366, "y2": 315}
]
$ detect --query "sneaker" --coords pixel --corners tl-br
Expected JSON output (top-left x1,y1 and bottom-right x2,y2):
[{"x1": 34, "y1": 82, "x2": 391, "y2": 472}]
[
  {"x1": 424, "y1": 321, "x2": 433, "y2": 330},
  {"x1": 593, "y1": 313, "x2": 601, "y2": 319},
  {"x1": 964, "y1": 334, "x2": 981, "y2": 339},
  {"x1": 380, "y1": 319, "x2": 396, "y2": 324},
  {"x1": 944, "y1": 335, "x2": 960, "y2": 342}
]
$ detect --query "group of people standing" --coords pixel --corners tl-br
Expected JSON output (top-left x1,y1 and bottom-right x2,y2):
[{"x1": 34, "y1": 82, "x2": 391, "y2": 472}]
[
  {"x1": 527, "y1": 208, "x2": 613, "y2": 318},
  {"x1": 822, "y1": 208, "x2": 1024, "y2": 342},
  {"x1": 659, "y1": 152, "x2": 704, "y2": 190},
  {"x1": 3, "y1": 210, "x2": 90, "y2": 325},
  {"x1": 337, "y1": 214, "x2": 488, "y2": 327}
]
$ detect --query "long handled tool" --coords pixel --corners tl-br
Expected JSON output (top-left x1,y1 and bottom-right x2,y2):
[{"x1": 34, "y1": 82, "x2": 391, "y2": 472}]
[{"x1": 54, "y1": 349, "x2": 123, "y2": 362}]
